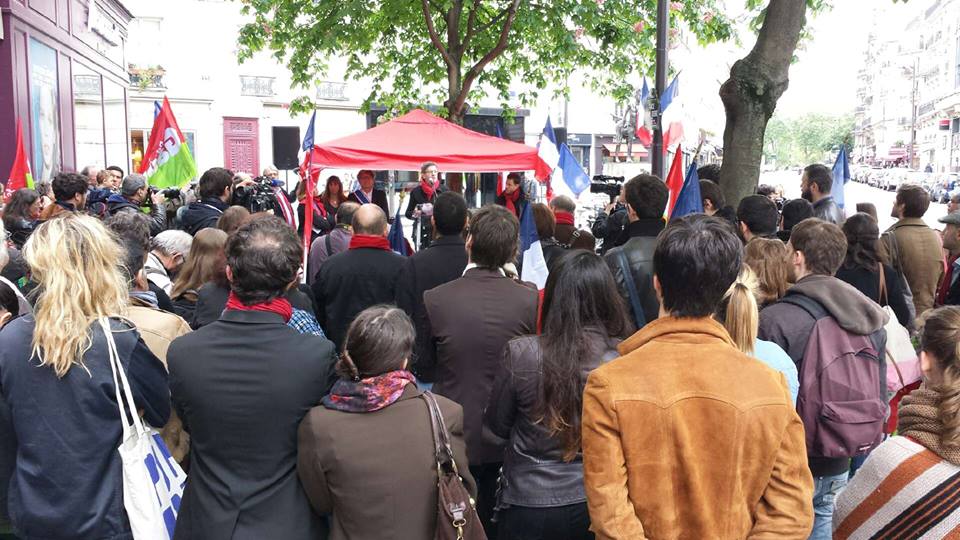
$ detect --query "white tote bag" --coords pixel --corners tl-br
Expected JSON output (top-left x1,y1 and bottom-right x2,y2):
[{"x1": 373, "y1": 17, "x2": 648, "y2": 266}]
[{"x1": 101, "y1": 318, "x2": 187, "y2": 540}]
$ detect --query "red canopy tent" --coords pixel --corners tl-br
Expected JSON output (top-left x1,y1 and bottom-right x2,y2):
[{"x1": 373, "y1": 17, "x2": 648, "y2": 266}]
[{"x1": 303, "y1": 109, "x2": 551, "y2": 178}]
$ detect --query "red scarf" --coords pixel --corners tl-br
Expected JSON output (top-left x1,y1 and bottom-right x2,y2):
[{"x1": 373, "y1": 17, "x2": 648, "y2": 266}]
[
  {"x1": 349, "y1": 234, "x2": 392, "y2": 251},
  {"x1": 503, "y1": 189, "x2": 521, "y2": 216},
  {"x1": 312, "y1": 198, "x2": 328, "y2": 218},
  {"x1": 554, "y1": 211, "x2": 575, "y2": 226},
  {"x1": 224, "y1": 291, "x2": 293, "y2": 322},
  {"x1": 420, "y1": 178, "x2": 437, "y2": 200},
  {"x1": 937, "y1": 254, "x2": 959, "y2": 305}
]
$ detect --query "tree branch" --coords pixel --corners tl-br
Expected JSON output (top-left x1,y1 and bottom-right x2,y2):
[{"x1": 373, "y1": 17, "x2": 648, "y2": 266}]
[
  {"x1": 461, "y1": 0, "x2": 483, "y2": 54},
  {"x1": 455, "y1": 0, "x2": 521, "y2": 113},
  {"x1": 474, "y1": 7, "x2": 511, "y2": 37},
  {"x1": 422, "y1": 0, "x2": 455, "y2": 67}
]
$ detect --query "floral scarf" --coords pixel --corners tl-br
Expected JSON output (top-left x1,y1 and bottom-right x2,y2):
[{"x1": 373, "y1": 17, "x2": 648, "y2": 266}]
[{"x1": 322, "y1": 370, "x2": 417, "y2": 413}]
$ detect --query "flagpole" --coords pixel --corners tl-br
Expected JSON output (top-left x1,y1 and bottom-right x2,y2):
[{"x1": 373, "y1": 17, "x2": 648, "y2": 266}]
[
  {"x1": 301, "y1": 111, "x2": 317, "y2": 282},
  {"x1": 651, "y1": 0, "x2": 669, "y2": 180}
]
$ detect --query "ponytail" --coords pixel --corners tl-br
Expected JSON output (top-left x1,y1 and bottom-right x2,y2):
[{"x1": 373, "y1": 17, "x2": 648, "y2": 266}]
[
  {"x1": 724, "y1": 282, "x2": 758, "y2": 356},
  {"x1": 715, "y1": 267, "x2": 761, "y2": 357},
  {"x1": 918, "y1": 306, "x2": 960, "y2": 449},
  {"x1": 939, "y1": 362, "x2": 960, "y2": 449}
]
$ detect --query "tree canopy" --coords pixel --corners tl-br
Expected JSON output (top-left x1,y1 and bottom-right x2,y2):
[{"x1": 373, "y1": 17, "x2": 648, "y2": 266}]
[
  {"x1": 237, "y1": 0, "x2": 734, "y2": 121},
  {"x1": 763, "y1": 113, "x2": 855, "y2": 167}
]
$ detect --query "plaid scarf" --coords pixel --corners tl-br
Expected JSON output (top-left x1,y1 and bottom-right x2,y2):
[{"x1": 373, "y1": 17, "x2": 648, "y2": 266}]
[{"x1": 322, "y1": 370, "x2": 417, "y2": 413}]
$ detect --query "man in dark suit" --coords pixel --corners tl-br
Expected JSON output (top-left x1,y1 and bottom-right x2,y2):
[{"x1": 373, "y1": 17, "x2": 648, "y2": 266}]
[
  {"x1": 424, "y1": 204, "x2": 539, "y2": 536},
  {"x1": 167, "y1": 216, "x2": 336, "y2": 540},
  {"x1": 346, "y1": 169, "x2": 390, "y2": 217},
  {"x1": 395, "y1": 191, "x2": 468, "y2": 385},
  {"x1": 313, "y1": 203, "x2": 405, "y2": 350}
]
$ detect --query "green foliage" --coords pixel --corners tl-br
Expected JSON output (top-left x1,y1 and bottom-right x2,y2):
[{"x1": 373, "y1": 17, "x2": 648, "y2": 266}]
[
  {"x1": 763, "y1": 112, "x2": 854, "y2": 166},
  {"x1": 236, "y1": 0, "x2": 735, "y2": 119}
]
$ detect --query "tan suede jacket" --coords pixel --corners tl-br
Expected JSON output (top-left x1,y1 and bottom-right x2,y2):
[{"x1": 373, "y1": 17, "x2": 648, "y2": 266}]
[{"x1": 582, "y1": 317, "x2": 813, "y2": 540}]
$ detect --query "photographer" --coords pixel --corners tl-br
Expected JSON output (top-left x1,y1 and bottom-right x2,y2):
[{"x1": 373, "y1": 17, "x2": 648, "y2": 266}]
[
  {"x1": 106, "y1": 174, "x2": 167, "y2": 236},
  {"x1": 592, "y1": 184, "x2": 629, "y2": 254}
]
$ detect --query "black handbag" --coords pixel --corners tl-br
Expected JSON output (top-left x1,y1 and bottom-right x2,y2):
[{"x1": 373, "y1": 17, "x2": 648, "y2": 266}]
[{"x1": 420, "y1": 391, "x2": 486, "y2": 540}]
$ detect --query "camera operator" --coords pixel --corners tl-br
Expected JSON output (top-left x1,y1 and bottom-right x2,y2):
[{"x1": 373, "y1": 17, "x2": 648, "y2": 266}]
[
  {"x1": 592, "y1": 184, "x2": 629, "y2": 254},
  {"x1": 181, "y1": 167, "x2": 236, "y2": 236},
  {"x1": 106, "y1": 174, "x2": 167, "y2": 236}
]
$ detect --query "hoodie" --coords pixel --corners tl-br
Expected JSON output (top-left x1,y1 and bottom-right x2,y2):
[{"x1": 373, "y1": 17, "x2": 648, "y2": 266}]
[
  {"x1": 180, "y1": 198, "x2": 228, "y2": 236},
  {"x1": 758, "y1": 274, "x2": 888, "y2": 477}
]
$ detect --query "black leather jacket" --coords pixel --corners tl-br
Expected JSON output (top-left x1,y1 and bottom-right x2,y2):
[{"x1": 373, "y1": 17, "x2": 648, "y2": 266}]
[
  {"x1": 484, "y1": 331, "x2": 621, "y2": 508},
  {"x1": 812, "y1": 196, "x2": 845, "y2": 225},
  {"x1": 603, "y1": 218, "x2": 665, "y2": 327}
]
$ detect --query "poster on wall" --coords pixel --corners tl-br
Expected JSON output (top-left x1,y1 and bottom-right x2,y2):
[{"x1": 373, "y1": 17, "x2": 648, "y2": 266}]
[{"x1": 29, "y1": 38, "x2": 61, "y2": 183}]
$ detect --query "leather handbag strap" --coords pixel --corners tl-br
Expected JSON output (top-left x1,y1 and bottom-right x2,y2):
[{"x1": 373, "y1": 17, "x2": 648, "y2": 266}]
[
  {"x1": 420, "y1": 391, "x2": 457, "y2": 471},
  {"x1": 878, "y1": 263, "x2": 889, "y2": 307}
]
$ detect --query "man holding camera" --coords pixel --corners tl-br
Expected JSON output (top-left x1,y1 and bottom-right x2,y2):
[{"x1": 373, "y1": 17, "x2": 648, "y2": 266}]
[
  {"x1": 106, "y1": 174, "x2": 167, "y2": 236},
  {"x1": 592, "y1": 183, "x2": 629, "y2": 254}
]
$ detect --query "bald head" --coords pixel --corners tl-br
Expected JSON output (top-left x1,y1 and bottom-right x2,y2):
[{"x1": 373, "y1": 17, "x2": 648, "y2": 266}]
[{"x1": 352, "y1": 204, "x2": 388, "y2": 236}]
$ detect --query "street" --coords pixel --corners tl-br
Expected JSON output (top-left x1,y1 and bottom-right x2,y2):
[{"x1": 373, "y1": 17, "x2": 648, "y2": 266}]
[{"x1": 760, "y1": 170, "x2": 948, "y2": 232}]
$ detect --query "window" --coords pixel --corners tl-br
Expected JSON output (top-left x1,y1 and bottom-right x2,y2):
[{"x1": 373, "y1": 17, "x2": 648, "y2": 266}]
[
  {"x1": 103, "y1": 80, "x2": 127, "y2": 170},
  {"x1": 72, "y1": 62, "x2": 105, "y2": 170}
]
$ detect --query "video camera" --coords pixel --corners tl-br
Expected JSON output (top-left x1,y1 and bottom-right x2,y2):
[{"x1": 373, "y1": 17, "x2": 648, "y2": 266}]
[
  {"x1": 233, "y1": 175, "x2": 280, "y2": 214},
  {"x1": 148, "y1": 186, "x2": 184, "y2": 201},
  {"x1": 590, "y1": 175, "x2": 625, "y2": 201}
]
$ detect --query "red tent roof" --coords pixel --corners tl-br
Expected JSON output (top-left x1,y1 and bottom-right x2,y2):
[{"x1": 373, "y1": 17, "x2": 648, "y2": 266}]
[{"x1": 305, "y1": 109, "x2": 549, "y2": 176}]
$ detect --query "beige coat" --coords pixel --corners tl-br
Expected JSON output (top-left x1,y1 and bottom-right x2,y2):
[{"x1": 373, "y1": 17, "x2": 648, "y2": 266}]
[
  {"x1": 127, "y1": 299, "x2": 192, "y2": 462},
  {"x1": 883, "y1": 218, "x2": 945, "y2": 318}
]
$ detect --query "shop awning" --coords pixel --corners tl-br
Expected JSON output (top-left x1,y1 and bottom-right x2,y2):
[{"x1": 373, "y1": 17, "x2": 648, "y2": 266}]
[{"x1": 303, "y1": 109, "x2": 550, "y2": 178}]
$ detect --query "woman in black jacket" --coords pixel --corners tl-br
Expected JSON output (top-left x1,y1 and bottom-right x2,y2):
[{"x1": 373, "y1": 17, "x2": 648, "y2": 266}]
[
  {"x1": 484, "y1": 250, "x2": 632, "y2": 540},
  {"x1": 0, "y1": 214, "x2": 169, "y2": 539},
  {"x1": 296, "y1": 178, "x2": 334, "y2": 244},
  {"x1": 2, "y1": 188, "x2": 41, "y2": 249},
  {"x1": 835, "y1": 212, "x2": 912, "y2": 328}
]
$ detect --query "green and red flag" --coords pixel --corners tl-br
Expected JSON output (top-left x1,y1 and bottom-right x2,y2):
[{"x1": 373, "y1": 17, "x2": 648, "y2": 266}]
[
  {"x1": 5, "y1": 118, "x2": 34, "y2": 202},
  {"x1": 138, "y1": 96, "x2": 196, "y2": 188}
]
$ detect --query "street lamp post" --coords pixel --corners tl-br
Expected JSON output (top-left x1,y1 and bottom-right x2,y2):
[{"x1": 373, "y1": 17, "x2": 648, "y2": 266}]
[{"x1": 650, "y1": 0, "x2": 669, "y2": 180}]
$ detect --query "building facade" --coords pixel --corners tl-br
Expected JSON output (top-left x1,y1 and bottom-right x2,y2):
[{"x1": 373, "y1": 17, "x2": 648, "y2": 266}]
[
  {"x1": 855, "y1": 0, "x2": 960, "y2": 172},
  {"x1": 0, "y1": 0, "x2": 132, "y2": 184}
]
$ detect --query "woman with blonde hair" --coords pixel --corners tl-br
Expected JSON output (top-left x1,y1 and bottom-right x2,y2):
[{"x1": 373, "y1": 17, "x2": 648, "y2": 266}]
[
  {"x1": 0, "y1": 213, "x2": 169, "y2": 538},
  {"x1": 834, "y1": 306, "x2": 960, "y2": 538},
  {"x1": 743, "y1": 237, "x2": 791, "y2": 309},
  {"x1": 714, "y1": 265, "x2": 799, "y2": 404},
  {"x1": 171, "y1": 227, "x2": 228, "y2": 323}
]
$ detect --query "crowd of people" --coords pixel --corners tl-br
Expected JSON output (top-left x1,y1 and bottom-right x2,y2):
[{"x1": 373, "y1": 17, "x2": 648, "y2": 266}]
[{"x1": 0, "y1": 156, "x2": 958, "y2": 540}]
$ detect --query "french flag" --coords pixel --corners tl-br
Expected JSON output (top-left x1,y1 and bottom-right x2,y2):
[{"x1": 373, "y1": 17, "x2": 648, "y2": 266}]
[
  {"x1": 520, "y1": 204, "x2": 549, "y2": 290},
  {"x1": 635, "y1": 78, "x2": 652, "y2": 146},
  {"x1": 660, "y1": 74, "x2": 683, "y2": 150},
  {"x1": 534, "y1": 117, "x2": 560, "y2": 182}
]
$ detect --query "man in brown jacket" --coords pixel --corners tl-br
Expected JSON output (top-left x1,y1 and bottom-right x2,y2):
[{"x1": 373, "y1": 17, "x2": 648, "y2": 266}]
[
  {"x1": 883, "y1": 184, "x2": 945, "y2": 318},
  {"x1": 582, "y1": 215, "x2": 813, "y2": 540},
  {"x1": 424, "y1": 204, "x2": 539, "y2": 537}
]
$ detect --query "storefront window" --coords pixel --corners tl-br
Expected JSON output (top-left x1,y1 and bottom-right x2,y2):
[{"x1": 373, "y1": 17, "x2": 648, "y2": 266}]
[
  {"x1": 104, "y1": 80, "x2": 127, "y2": 171},
  {"x1": 72, "y1": 62, "x2": 105, "y2": 171}
]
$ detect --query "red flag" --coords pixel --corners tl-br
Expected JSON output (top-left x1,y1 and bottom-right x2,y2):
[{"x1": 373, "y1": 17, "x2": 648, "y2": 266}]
[
  {"x1": 664, "y1": 145, "x2": 684, "y2": 218},
  {"x1": 5, "y1": 119, "x2": 34, "y2": 202}
]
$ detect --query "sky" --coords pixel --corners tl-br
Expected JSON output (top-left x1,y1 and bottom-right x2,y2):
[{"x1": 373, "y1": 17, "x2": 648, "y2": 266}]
[{"x1": 772, "y1": 0, "x2": 932, "y2": 118}]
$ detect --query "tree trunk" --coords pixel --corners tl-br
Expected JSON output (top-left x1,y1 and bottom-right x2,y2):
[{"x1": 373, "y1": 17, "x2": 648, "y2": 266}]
[{"x1": 719, "y1": 0, "x2": 807, "y2": 206}]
